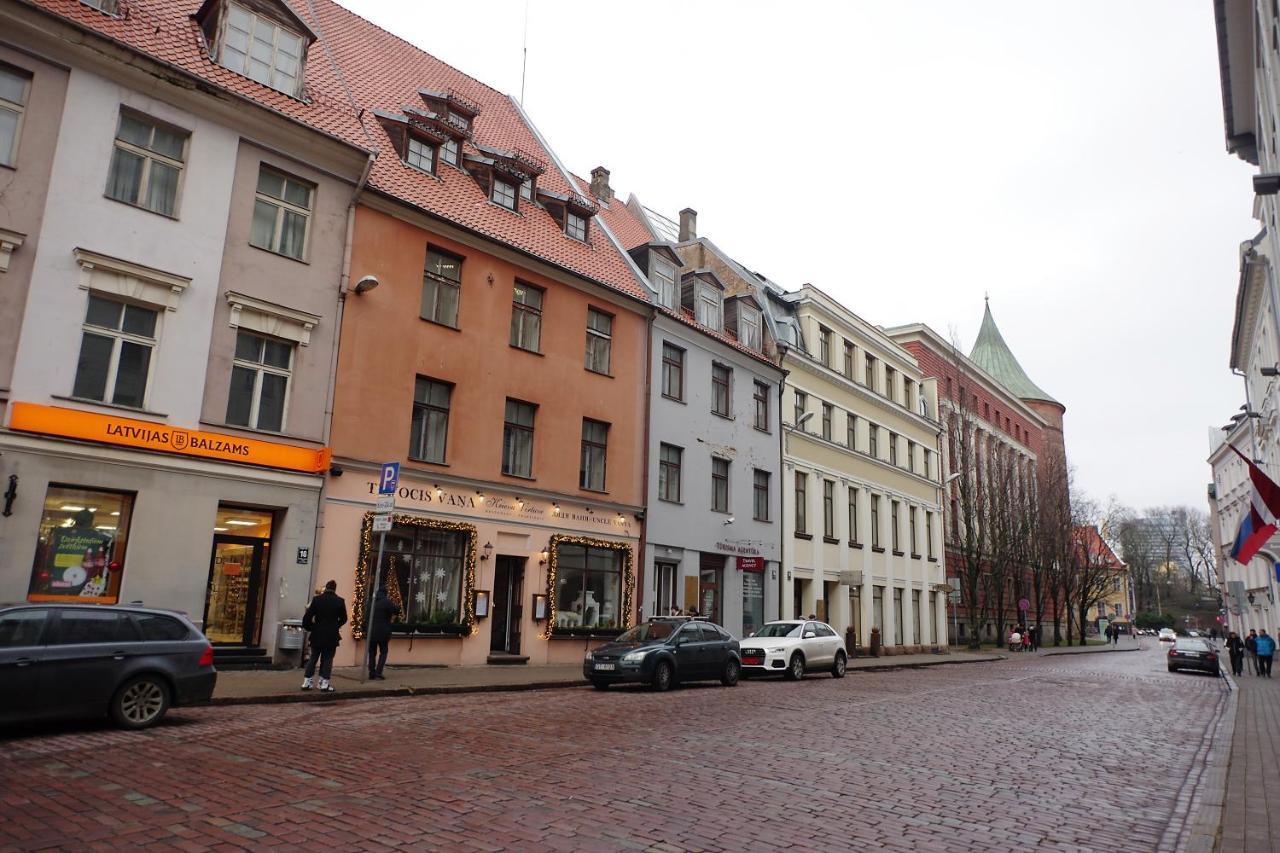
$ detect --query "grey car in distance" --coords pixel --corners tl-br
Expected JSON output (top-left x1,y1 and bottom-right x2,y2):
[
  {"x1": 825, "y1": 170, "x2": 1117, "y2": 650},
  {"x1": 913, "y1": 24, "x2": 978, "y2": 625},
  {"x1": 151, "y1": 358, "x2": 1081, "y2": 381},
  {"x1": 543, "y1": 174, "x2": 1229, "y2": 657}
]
[{"x1": 0, "y1": 603, "x2": 217, "y2": 729}]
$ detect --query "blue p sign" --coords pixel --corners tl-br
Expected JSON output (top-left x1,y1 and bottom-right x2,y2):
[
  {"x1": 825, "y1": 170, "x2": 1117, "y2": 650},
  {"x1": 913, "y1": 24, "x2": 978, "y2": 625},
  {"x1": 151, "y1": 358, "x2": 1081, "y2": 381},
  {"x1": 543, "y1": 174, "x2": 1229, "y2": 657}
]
[{"x1": 378, "y1": 462, "x2": 400, "y2": 495}]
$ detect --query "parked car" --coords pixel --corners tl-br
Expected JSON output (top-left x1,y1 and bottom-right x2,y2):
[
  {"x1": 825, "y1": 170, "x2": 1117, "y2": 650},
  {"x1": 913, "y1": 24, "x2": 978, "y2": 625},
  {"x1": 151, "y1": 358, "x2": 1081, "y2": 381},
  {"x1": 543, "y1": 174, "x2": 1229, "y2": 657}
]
[
  {"x1": 1167, "y1": 637, "x2": 1220, "y2": 676},
  {"x1": 739, "y1": 619, "x2": 847, "y2": 680},
  {"x1": 583, "y1": 617, "x2": 740, "y2": 691},
  {"x1": 1158, "y1": 628, "x2": 1177, "y2": 643},
  {"x1": 0, "y1": 603, "x2": 216, "y2": 729}
]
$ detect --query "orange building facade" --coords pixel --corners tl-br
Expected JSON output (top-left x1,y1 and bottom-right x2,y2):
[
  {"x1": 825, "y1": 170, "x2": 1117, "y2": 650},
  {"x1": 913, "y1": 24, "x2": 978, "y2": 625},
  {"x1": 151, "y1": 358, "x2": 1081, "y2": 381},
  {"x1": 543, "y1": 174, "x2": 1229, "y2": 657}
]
[{"x1": 317, "y1": 197, "x2": 650, "y2": 667}]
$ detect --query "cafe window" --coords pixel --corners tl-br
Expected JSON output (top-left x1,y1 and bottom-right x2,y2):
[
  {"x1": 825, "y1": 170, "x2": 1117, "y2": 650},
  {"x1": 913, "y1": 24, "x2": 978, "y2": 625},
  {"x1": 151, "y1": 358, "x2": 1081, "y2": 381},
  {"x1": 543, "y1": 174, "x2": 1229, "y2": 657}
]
[
  {"x1": 27, "y1": 485, "x2": 134, "y2": 604},
  {"x1": 376, "y1": 522, "x2": 468, "y2": 628},
  {"x1": 226, "y1": 330, "x2": 292, "y2": 432},
  {"x1": 72, "y1": 294, "x2": 158, "y2": 409},
  {"x1": 555, "y1": 543, "x2": 623, "y2": 630}
]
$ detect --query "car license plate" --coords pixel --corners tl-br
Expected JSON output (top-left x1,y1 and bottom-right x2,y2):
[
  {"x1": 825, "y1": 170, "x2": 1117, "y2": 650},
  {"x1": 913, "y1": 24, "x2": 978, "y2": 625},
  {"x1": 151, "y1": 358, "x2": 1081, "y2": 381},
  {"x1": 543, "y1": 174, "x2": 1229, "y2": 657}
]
[
  {"x1": 743, "y1": 656, "x2": 763, "y2": 666},
  {"x1": 593, "y1": 662, "x2": 616, "y2": 671}
]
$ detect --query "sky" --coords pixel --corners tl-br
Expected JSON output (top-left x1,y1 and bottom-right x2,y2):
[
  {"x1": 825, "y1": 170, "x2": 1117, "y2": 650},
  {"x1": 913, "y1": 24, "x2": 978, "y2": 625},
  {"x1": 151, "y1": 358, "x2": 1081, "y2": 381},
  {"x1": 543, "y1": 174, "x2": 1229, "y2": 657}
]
[{"x1": 340, "y1": 0, "x2": 1255, "y2": 511}]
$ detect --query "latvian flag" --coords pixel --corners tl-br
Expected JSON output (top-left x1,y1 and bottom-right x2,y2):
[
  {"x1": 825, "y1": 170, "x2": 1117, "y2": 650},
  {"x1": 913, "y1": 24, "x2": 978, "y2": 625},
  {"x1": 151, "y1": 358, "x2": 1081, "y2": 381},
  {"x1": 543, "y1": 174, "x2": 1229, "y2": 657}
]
[{"x1": 1229, "y1": 446, "x2": 1280, "y2": 565}]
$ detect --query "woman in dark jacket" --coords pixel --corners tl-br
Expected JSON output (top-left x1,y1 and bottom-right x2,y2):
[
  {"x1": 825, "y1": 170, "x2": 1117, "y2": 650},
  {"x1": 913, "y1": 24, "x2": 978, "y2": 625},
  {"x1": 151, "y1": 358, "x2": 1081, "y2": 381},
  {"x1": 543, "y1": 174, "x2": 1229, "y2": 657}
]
[
  {"x1": 1225, "y1": 631, "x2": 1245, "y2": 677},
  {"x1": 302, "y1": 580, "x2": 348, "y2": 692}
]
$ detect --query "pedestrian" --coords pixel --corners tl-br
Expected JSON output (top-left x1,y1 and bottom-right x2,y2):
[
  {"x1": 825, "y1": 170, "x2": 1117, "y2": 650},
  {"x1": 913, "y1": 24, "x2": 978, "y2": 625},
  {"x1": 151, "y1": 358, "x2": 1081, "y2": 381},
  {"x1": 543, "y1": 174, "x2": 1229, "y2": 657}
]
[
  {"x1": 1226, "y1": 631, "x2": 1246, "y2": 677},
  {"x1": 301, "y1": 579, "x2": 348, "y2": 692},
  {"x1": 367, "y1": 586, "x2": 400, "y2": 680},
  {"x1": 667, "y1": 605, "x2": 681, "y2": 616},
  {"x1": 1246, "y1": 629, "x2": 1259, "y2": 676},
  {"x1": 1111, "y1": 625, "x2": 1120, "y2": 646},
  {"x1": 1008, "y1": 627, "x2": 1022, "y2": 653},
  {"x1": 1021, "y1": 627, "x2": 1031, "y2": 652},
  {"x1": 1256, "y1": 630, "x2": 1275, "y2": 678}
]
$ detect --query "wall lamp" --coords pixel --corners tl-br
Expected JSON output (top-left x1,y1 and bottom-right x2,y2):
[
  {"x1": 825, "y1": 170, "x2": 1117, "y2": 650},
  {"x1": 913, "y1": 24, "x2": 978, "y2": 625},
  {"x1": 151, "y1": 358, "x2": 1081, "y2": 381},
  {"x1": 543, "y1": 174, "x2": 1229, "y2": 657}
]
[
  {"x1": 481, "y1": 541, "x2": 493, "y2": 561},
  {"x1": 353, "y1": 275, "x2": 380, "y2": 294}
]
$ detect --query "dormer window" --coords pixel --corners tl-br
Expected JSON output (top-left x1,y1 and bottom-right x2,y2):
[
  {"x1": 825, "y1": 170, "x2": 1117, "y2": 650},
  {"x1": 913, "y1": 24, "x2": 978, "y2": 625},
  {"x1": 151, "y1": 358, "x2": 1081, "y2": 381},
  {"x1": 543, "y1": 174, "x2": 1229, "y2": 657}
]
[
  {"x1": 566, "y1": 212, "x2": 588, "y2": 241},
  {"x1": 695, "y1": 286, "x2": 721, "y2": 330},
  {"x1": 740, "y1": 306, "x2": 761, "y2": 350},
  {"x1": 406, "y1": 137, "x2": 436, "y2": 174},
  {"x1": 520, "y1": 178, "x2": 533, "y2": 200},
  {"x1": 652, "y1": 256, "x2": 677, "y2": 309},
  {"x1": 492, "y1": 178, "x2": 517, "y2": 211},
  {"x1": 441, "y1": 137, "x2": 459, "y2": 167},
  {"x1": 217, "y1": 3, "x2": 306, "y2": 97}
]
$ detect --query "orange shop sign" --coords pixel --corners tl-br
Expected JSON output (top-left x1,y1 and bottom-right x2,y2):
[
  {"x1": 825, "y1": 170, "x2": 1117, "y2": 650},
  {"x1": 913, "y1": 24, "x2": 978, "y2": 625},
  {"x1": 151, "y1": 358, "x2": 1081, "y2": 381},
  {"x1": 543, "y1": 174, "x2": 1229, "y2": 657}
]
[{"x1": 9, "y1": 403, "x2": 331, "y2": 473}]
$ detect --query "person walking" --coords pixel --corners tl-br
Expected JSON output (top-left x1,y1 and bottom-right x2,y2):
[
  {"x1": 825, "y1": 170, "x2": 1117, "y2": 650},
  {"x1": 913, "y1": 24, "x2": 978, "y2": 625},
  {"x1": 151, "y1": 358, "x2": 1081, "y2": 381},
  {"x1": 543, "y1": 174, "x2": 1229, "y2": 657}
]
[
  {"x1": 367, "y1": 586, "x2": 401, "y2": 680},
  {"x1": 302, "y1": 579, "x2": 348, "y2": 692},
  {"x1": 1021, "y1": 627, "x2": 1031, "y2": 652},
  {"x1": 1246, "y1": 629, "x2": 1259, "y2": 676},
  {"x1": 1256, "y1": 629, "x2": 1276, "y2": 678},
  {"x1": 1112, "y1": 625, "x2": 1121, "y2": 646},
  {"x1": 1226, "y1": 631, "x2": 1246, "y2": 677}
]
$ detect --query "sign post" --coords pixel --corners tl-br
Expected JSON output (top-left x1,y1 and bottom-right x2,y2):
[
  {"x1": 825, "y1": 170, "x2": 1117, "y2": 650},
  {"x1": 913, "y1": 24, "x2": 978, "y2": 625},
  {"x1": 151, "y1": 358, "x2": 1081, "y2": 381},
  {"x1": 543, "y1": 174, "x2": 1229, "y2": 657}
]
[{"x1": 362, "y1": 462, "x2": 398, "y2": 683}]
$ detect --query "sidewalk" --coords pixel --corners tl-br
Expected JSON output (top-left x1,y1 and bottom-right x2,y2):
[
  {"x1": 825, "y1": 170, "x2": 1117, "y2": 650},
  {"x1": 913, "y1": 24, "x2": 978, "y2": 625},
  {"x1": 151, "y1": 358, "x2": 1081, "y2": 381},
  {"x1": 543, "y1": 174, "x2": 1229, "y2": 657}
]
[
  {"x1": 1217, "y1": 671, "x2": 1280, "y2": 852},
  {"x1": 1039, "y1": 636, "x2": 1144, "y2": 656},
  {"x1": 208, "y1": 649, "x2": 1004, "y2": 705}
]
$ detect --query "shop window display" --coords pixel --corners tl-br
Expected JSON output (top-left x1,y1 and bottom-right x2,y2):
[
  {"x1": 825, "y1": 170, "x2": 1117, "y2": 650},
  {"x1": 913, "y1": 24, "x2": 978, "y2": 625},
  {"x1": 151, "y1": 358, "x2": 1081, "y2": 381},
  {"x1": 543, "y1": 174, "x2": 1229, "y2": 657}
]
[
  {"x1": 28, "y1": 485, "x2": 134, "y2": 603},
  {"x1": 554, "y1": 544, "x2": 621, "y2": 629},
  {"x1": 378, "y1": 524, "x2": 467, "y2": 628}
]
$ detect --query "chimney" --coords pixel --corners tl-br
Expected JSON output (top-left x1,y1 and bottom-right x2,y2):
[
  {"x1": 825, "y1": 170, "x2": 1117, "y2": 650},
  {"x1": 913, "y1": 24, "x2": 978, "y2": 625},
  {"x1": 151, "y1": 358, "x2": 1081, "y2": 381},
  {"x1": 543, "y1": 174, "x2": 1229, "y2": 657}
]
[
  {"x1": 679, "y1": 207, "x2": 697, "y2": 241},
  {"x1": 589, "y1": 166, "x2": 613, "y2": 202}
]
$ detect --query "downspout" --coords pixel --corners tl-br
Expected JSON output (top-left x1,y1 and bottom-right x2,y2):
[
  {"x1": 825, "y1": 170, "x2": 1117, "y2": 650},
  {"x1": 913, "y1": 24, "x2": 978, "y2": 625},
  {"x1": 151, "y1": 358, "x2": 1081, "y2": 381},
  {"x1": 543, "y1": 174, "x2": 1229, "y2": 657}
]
[
  {"x1": 1234, "y1": 367, "x2": 1260, "y2": 463},
  {"x1": 776, "y1": 344, "x2": 791, "y2": 621},
  {"x1": 635, "y1": 308, "x2": 654, "y2": 623},
  {"x1": 308, "y1": 151, "x2": 375, "y2": 598}
]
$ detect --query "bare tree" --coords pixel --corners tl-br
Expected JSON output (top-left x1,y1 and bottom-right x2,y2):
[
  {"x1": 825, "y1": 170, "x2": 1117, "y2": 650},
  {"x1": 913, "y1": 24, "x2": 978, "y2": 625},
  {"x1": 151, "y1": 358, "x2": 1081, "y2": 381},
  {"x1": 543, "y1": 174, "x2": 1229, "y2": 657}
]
[{"x1": 1069, "y1": 497, "x2": 1124, "y2": 645}]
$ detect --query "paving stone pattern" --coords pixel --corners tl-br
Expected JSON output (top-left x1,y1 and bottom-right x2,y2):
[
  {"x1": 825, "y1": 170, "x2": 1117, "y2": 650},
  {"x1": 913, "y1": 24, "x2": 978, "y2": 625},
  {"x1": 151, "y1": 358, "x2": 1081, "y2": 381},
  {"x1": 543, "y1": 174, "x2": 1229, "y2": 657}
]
[
  {"x1": 1220, "y1": 671, "x2": 1280, "y2": 853},
  {"x1": 0, "y1": 646, "x2": 1226, "y2": 852}
]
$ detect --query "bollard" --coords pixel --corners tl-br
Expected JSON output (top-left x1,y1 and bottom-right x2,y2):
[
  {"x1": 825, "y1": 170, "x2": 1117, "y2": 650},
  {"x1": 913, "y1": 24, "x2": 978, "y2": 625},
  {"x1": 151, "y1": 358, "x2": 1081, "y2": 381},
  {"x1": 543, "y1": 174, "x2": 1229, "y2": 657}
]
[
  {"x1": 870, "y1": 626, "x2": 881, "y2": 657},
  {"x1": 845, "y1": 626, "x2": 860, "y2": 659}
]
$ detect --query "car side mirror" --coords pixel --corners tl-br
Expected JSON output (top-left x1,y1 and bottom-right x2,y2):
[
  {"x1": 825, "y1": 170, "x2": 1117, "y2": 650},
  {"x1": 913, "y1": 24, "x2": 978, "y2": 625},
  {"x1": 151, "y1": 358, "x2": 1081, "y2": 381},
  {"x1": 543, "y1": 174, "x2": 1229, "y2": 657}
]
[
  {"x1": 747, "y1": 632, "x2": 755, "y2": 638},
  {"x1": 803, "y1": 631, "x2": 816, "y2": 639}
]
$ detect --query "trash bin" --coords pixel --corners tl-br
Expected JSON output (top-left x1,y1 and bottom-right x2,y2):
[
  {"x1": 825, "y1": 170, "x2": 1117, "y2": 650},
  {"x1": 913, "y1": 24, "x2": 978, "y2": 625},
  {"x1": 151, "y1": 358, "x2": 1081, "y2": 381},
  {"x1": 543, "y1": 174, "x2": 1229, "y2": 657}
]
[{"x1": 278, "y1": 619, "x2": 305, "y2": 651}]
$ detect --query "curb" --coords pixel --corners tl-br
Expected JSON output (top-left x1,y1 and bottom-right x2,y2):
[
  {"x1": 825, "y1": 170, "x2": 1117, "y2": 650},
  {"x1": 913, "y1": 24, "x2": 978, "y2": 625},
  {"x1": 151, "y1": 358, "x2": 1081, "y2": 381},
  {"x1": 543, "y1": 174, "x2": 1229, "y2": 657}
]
[
  {"x1": 846, "y1": 654, "x2": 1006, "y2": 672},
  {"x1": 1175, "y1": 672, "x2": 1236, "y2": 853},
  {"x1": 1039, "y1": 646, "x2": 1142, "y2": 657},
  {"x1": 205, "y1": 678, "x2": 588, "y2": 707}
]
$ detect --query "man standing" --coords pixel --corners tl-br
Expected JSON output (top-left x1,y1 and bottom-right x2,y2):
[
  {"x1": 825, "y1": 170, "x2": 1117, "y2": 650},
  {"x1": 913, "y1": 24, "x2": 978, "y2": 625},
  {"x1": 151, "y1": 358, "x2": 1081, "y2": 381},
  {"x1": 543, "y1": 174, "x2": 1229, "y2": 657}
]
[
  {"x1": 302, "y1": 580, "x2": 348, "y2": 692},
  {"x1": 368, "y1": 587, "x2": 400, "y2": 680},
  {"x1": 1246, "y1": 629, "x2": 1259, "y2": 676},
  {"x1": 1255, "y1": 629, "x2": 1275, "y2": 678},
  {"x1": 1226, "y1": 631, "x2": 1246, "y2": 677}
]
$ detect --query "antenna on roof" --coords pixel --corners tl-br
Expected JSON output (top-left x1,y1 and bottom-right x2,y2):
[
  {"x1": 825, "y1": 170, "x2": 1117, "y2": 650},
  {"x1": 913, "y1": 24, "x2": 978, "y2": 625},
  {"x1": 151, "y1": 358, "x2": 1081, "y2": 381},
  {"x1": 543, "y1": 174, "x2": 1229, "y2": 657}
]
[{"x1": 520, "y1": 0, "x2": 530, "y2": 104}]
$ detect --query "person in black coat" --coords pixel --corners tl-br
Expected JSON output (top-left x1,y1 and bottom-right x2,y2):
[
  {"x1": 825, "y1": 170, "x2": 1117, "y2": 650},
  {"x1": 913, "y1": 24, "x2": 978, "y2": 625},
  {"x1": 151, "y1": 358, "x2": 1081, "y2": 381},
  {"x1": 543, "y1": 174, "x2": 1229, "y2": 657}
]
[
  {"x1": 367, "y1": 587, "x2": 401, "y2": 680},
  {"x1": 301, "y1": 579, "x2": 348, "y2": 692},
  {"x1": 1226, "y1": 631, "x2": 1246, "y2": 677}
]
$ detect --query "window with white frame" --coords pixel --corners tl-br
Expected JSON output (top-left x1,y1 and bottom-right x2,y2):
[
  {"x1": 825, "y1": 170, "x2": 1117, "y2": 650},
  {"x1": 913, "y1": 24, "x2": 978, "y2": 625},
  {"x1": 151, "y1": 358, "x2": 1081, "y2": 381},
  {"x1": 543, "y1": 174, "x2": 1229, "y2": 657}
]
[
  {"x1": 0, "y1": 65, "x2": 31, "y2": 168},
  {"x1": 250, "y1": 166, "x2": 312, "y2": 260},
  {"x1": 406, "y1": 137, "x2": 436, "y2": 173},
  {"x1": 80, "y1": 0, "x2": 120, "y2": 13},
  {"x1": 520, "y1": 178, "x2": 533, "y2": 200},
  {"x1": 72, "y1": 294, "x2": 158, "y2": 408},
  {"x1": 585, "y1": 308, "x2": 612, "y2": 374},
  {"x1": 509, "y1": 281, "x2": 543, "y2": 352},
  {"x1": 502, "y1": 399, "x2": 536, "y2": 477},
  {"x1": 217, "y1": 3, "x2": 306, "y2": 97},
  {"x1": 695, "y1": 286, "x2": 721, "y2": 329},
  {"x1": 410, "y1": 377, "x2": 451, "y2": 464},
  {"x1": 580, "y1": 419, "x2": 608, "y2": 491},
  {"x1": 566, "y1": 212, "x2": 588, "y2": 241},
  {"x1": 441, "y1": 137, "x2": 460, "y2": 167},
  {"x1": 652, "y1": 256, "x2": 677, "y2": 309},
  {"x1": 740, "y1": 305, "x2": 761, "y2": 350},
  {"x1": 226, "y1": 330, "x2": 292, "y2": 432},
  {"x1": 492, "y1": 177, "x2": 517, "y2": 210},
  {"x1": 422, "y1": 247, "x2": 462, "y2": 328},
  {"x1": 105, "y1": 111, "x2": 188, "y2": 217}
]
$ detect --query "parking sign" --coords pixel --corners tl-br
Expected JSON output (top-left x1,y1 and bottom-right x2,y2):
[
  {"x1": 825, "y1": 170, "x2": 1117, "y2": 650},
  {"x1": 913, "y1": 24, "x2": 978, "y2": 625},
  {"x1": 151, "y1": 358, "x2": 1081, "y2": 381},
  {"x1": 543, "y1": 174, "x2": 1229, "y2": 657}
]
[{"x1": 378, "y1": 462, "x2": 400, "y2": 495}]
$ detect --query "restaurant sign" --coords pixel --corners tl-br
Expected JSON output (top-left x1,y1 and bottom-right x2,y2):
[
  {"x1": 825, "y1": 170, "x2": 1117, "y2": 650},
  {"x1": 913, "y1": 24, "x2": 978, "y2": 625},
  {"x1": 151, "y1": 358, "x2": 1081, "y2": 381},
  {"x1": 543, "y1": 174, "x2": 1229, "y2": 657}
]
[
  {"x1": 10, "y1": 403, "x2": 330, "y2": 473},
  {"x1": 363, "y1": 480, "x2": 635, "y2": 535}
]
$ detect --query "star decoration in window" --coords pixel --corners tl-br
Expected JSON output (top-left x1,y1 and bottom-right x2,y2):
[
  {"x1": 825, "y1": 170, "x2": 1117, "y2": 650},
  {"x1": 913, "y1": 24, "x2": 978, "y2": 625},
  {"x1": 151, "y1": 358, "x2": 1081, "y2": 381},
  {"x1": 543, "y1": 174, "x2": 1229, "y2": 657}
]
[
  {"x1": 436, "y1": 590, "x2": 448, "y2": 603},
  {"x1": 415, "y1": 591, "x2": 426, "y2": 604},
  {"x1": 434, "y1": 567, "x2": 447, "y2": 579}
]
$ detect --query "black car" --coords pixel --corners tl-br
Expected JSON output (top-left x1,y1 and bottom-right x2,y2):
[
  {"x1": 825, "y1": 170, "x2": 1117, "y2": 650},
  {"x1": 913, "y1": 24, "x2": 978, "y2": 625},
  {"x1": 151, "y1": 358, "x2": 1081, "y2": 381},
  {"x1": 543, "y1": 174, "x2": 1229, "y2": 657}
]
[
  {"x1": 0, "y1": 603, "x2": 217, "y2": 729},
  {"x1": 1167, "y1": 637, "x2": 1220, "y2": 676},
  {"x1": 584, "y1": 617, "x2": 741, "y2": 691}
]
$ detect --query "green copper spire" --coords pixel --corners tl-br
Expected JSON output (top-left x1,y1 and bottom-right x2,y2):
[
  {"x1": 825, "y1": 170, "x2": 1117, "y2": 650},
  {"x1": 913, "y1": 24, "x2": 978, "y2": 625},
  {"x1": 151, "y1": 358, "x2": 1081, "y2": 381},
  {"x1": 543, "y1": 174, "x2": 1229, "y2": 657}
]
[{"x1": 968, "y1": 300, "x2": 1058, "y2": 405}]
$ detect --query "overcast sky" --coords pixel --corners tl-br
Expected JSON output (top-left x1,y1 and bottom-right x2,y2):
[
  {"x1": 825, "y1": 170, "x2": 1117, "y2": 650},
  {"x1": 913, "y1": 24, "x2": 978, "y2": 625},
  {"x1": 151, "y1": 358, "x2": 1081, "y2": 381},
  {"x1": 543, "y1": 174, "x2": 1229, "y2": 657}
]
[{"x1": 341, "y1": 0, "x2": 1255, "y2": 512}]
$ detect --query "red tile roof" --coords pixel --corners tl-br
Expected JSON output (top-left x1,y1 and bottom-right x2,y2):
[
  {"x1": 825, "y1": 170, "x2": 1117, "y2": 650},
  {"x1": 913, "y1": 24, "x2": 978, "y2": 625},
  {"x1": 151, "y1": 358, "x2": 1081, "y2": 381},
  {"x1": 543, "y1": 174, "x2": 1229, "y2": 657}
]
[
  {"x1": 578, "y1": 180, "x2": 656, "y2": 252},
  {"x1": 25, "y1": 0, "x2": 649, "y2": 301}
]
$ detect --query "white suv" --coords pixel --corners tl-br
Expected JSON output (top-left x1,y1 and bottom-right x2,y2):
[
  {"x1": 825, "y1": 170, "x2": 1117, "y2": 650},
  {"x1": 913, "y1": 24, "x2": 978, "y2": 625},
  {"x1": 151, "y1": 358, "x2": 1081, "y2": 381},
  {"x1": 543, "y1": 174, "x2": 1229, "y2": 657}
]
[{"x1": 1158, "y1": 628, "x2": 1177, "y2": 643}]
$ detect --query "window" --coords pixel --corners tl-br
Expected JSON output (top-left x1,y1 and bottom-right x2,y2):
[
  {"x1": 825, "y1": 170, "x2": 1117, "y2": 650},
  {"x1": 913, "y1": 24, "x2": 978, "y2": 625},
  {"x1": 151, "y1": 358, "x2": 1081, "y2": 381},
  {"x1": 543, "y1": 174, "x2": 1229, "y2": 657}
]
[
  {"x1": 754, "y1": 381, "x2": 770, "y2": 431},
  {"x1": 821, "y1": 403, "x2": 833, "y2": 440},
  {"x1": 884, "y1": 365, "x2": 896, "y2": 400},
  {"x1": 894, "y1": 589, "x2": 904, "y2": 645},
  {"x1": 566, "y1": 212, "x2": 588, "y2": 241},
  {"x1": 695, "y1": 286, "x2": 721, "y2": 329},
  {"x1": 658, "y1": 444, "x2": 682, "y2": 503},
  {"x1": 73, "y1": 294, "x2": 157, "y2": 408},
  {"x1": 584, "y1": 308, "x2": 613, "y2": 374},
  {"x1": 889, "y1": 432, "x2": 898, "y2": 466},
  {"x1": 864, "y1": 353, "x2": 876, "y2": 390},
  {"x1": 909, "y1": 507, "x2": 918, "y2": 555},
  {"x1": 441, "y1": 137, "x2": 460, "y2": 166},
  {"x1": 924, "y1": 451, "x2": 932, "y2": 480},
  {"x1": 891, "y1": 501, "x2": 901, "y2": 552},
  {"x1": 375, "y1": 523, "x2": 467, "y2": 627},
  {"x1": 846, "y1": 413, "x2": 857, "y2": 450},
  {"x1": 843, "y1": 340, "x2": 854, "y2": 378},
  {"x1": 105, "y1": 111, "x2": 187, "y2": 217},
  {"x1": 794, "y1": 390, "x2": 808, "y2": 428},
  {"x1": 740, "y1": 306, "x2": 762, "y2": 350},
  {"x1": 0, "y1": 609, "x2": 47, "y2": 647},
  {"x1": 655, "y1": 561, "x2": 678, "y2": 616},
  {"x1": 873, "y1": 586, "x2": 884, "y2": 635},
  {"x1": 823, "y1": 480, "x2": 835, "y2": 539},
  {"x1": 492, "y1": 177, "x2": 518, "y2": 210},
  {"x1": 907, "y1": 440, "x2": 916, "y2": 473},
  {"x1": 905, "y1": 379, "x2": 914, "y2": 410},
  {"x1": 712, "y1": 363, "x2": 732, "y2": 417},
  {"x1": 409, "y1": 377, "x2": 451, "y2": 464},
  {"x1": 753, "y1": 469, "x2": 770, "y2": 522},
  {"x1": 520, "y1": 178, "x2": 533, "y2": 200},
  {"x1": 819, "y1": 327, "x2": 832, "y2": 365},
  {"x1": 711, "y1": 457, "x2": 730, "y2": 512},
  {"x1": 421, "y1": 247, "x2": 462, "y2": 328},
  {"x1": 555, "y1": 543, "x2": 623, "y2": 630},
  {"x1": 406, "y1": 137, "x2": 436, "y2": 173},
  {"x1": 217, "y1": 3, "x2": 305, "y2": 96},
  {"x1": 502, "y1": 399, "x2": 536, "y2": 477},
  {"x1": 662, "y1": 343, "x2": 685, "y2": 401},
  {"x1": 794, "y1": 472, "x2": 808, "y2": 534},
  {"x1": 27, "y1": 485, "x2": 134, "y2": 604},
  {"x1": 226, "y1": 330, "x2": 292, "y2": 432},
  {"x1": 870, "y1": 495, "x2": 881, "y2": 549},
  {"x1": 653, "y1": 257, "x2": 678, "y2": 309},
  {"x1": 868, "y1": 424, "x2": 879, "y2": 458},
  {"x1": 0, "y1": 65, "x2": 31, "y2": 168},
  {"x1": 580, "y1": 419, "x2": 608, "y2": 491},
  {"x1": 250, "y1": 166, "x2": 312, "y2": 260},
  {"x1": 51, "y1": 610, "x2": 138, "y2": 644},
  {"x1": 848, "y1": 487, "x2": 859, "y2": 544},
  {"x1": 509, "y1": 282, "x2": 543, "y2": 352},
  {"x1": 926, "y1": 511, "x2": 935, "y2": 559}
]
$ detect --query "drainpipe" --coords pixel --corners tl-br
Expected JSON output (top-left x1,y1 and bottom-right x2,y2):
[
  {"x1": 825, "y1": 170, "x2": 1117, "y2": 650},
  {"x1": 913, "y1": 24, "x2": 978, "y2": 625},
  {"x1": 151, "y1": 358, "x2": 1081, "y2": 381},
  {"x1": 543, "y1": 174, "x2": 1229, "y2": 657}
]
[
  {"x1": 635, "y1": 308, "x2": 654, "y2": 624},
  {"x1": 776, "y1": 343, "x2": 791, "y2": 622},
  {"x1": 1234, "y1": 367, "x2": 1261, "y2": 464}
]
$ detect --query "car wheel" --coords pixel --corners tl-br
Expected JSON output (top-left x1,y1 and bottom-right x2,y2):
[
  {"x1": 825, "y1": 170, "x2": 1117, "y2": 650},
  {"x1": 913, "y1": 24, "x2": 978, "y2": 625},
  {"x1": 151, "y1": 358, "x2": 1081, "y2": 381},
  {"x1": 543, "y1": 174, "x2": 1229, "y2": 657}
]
[
  {"x1": 785, "y1": 652, "x2": 805, "y2": 681},
  {"x1": 721, "y1": 659, "x2": 740, "y2": 687},
  {"x1": 110, "y1": 675, "x2": 170, "y2": 730},
  {"x1": 1167, "y1": 666, "x2": 1177, "y2": 673},
  {"x1": 832, "y1": 651, "x2": 847, "y2": 679},
  {"x1": 651, "y1": 661, "x2": 674, "y2": 692},
  {"x1": 591, "y1": 679, "x2": 609, "y2": 690}
]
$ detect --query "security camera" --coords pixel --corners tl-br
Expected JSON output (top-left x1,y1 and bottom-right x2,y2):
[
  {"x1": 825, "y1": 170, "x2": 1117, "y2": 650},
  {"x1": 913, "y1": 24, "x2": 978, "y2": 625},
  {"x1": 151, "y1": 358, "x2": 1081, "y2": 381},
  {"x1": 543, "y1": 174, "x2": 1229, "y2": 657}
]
[{"x1": 353, "y1": 275, "x2": 380, "y2": 295}]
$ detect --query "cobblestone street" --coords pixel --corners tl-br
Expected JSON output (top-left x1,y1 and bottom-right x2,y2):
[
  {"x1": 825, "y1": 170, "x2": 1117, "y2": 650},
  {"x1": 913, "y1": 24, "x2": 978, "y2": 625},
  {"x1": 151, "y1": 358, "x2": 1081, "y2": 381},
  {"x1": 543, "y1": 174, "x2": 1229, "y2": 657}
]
[{"x1": 0, "y1": 646, "x2": 1229, "y2": 852}]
